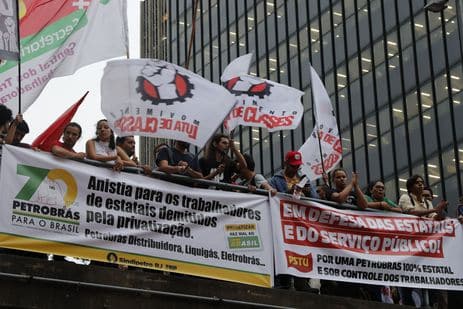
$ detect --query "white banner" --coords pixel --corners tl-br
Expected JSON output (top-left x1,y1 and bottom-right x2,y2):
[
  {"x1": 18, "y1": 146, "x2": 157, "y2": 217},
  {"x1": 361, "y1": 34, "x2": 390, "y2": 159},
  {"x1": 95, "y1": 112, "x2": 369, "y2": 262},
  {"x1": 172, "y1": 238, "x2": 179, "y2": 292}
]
[
  {"x1": 0, "y1": 145, "x2": 273, "y2": 287},
  {"x1": 271, "y1": 194, "x2": 463, "y2": 290},
  {"x1": 299, "y1": 66, "x2": 342, "y2": 181},
  {"x1": 221, "y1": 54, "x2": 304, "y2": 132},
  {"x1": 101, "y1": 59, "x2": 237, "y2": 148},
  {"x1": 0, "y1": 0, "x2": 128, "y2": 114}
]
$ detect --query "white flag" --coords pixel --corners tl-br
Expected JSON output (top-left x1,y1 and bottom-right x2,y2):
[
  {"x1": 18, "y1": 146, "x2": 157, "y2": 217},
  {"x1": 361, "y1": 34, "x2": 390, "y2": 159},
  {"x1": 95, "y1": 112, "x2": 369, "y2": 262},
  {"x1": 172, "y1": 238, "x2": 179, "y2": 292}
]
[
  {"x1": 221, "y1": 54, "x2": 304, "y2": 132},
  {"x1": 0, "y1": 0, "x2": 128, "y2": 114},
  {"x1": 0, "y1": 0, "x2": 19, "y2": 60},
  {"x1": 101, "y1": 59, "x2": 237, "y2": 148},
  {"x1": 299, "y1": 66, "x2": 342, "y2": 180}
]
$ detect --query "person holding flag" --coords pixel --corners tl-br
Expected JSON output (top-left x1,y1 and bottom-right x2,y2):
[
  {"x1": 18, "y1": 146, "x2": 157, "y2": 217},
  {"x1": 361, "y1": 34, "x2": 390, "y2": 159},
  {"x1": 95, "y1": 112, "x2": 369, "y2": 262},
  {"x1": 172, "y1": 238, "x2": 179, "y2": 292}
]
[
  {"x1": 5, "y1": 114, "x2": 30, "y2": 148},
  {"x1": 268, "y1": 150, "x2": 317, "y2": 199}
]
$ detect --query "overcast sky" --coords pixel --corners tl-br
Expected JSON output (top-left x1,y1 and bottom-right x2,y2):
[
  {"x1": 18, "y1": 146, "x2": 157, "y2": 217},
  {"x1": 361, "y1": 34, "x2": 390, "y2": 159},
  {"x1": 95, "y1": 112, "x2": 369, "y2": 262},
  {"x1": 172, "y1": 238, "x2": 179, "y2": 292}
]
[{"x1": 22, "y1": 1, "x2": 141, "y2": 152}]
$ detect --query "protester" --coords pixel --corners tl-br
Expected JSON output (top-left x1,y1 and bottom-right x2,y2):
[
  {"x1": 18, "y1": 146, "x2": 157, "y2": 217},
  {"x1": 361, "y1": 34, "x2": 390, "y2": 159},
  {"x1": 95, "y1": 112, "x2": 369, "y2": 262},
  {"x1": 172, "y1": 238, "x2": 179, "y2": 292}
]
[
  {"x1": 422, "y1": 186, "x2": 434, "y2": 201},
  {"x1": 398, "y1": 175, "x2": 447, "y2": 219},
  {"x1": 322, "y1": 168, "x2": 371, "y2": 300},
  {"x1": 85, "y1": 119, "x2": 123, "y2": 171},
  {"x1": 398, "y1": 175, "x2": 448, "y2": 307},
  {"x1": 268, "y1": 150, "x2": 318, "y2": 291},
  {"x1": 152, "y1": 142, "x2": 169, "y2": 170},
  {"x1": 116, "y1": 136, "x2": 137, "y2": 165},
  {"x1": 156, "y1": 140, "x2": 202, "y2": 178},
  {"x1": 268, "y1": 150, "x2": 318, "y2": 198},
  {"x1": 362, "y1": 179, "x2": 402, "y2": 303},
  {"x1": 326, "y1": 168, "x2": 368, "y2": 209},
  {"x1": 115, "y1": 135, "x2": 138, "y2": 167},
  {"x1": 457, "y1": 196, "x2": 463, "y2": 223},
  {"x1": 5, "y1": 114, "x2": 31, "y2": 148},
  {"x1": 0, "y1": 105, "x2": 13, "y2": 166},
  {"x1": 232, "y1": 153, "x2": 276, "y2": 194},
  {"x1": 51, "y1": 122, "x2": 86, "y2": 160},
  {"x1": 316, "y1": 184, "x2": 330, "y2": 200},
  {"x1": 0, "y1": 105, "x2": 12, "y2": 142},
  {"x1": 364, "y1": 180, "x2": 402, "y2": 213},
  {"x1": 200, "y1": 133, "x2": 246, "y2": 183}
]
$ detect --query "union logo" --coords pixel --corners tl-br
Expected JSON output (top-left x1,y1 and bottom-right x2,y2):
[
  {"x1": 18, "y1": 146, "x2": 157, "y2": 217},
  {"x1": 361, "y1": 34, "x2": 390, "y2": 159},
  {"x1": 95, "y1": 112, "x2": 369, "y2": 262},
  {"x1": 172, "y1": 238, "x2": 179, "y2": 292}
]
[
  {"x1": 285, "y1": 250, "x2": 313, "y2": 273},
  {"x1": 222, "y1": 75, "x2": 273, "y2": 99}
]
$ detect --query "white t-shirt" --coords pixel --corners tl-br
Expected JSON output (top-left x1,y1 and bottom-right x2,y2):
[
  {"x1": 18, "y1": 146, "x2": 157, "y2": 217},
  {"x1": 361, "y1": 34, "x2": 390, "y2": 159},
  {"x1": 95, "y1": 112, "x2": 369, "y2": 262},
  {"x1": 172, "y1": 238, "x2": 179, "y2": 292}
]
[
  {"x1": 398, "y1": 193, "x2": 435, "y2": 218},
  {"x1": 93, "y1": 140, "x2": 117, "y2": 164}
]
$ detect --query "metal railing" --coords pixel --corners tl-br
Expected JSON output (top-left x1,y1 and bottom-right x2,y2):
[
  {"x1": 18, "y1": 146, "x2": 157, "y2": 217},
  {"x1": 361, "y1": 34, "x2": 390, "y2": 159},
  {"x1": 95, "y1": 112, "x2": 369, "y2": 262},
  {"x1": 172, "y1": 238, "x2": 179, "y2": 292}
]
[{"x1": 76, "y1": 155, "x2": 366, "y2": 212}]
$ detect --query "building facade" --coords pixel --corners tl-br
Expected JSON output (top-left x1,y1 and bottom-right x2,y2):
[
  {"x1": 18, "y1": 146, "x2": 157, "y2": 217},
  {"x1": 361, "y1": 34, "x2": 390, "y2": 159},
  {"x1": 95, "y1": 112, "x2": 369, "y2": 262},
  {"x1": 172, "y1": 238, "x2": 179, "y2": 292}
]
[{"x1": 140, "y1": 0, "x2": 463, "y2": 213}]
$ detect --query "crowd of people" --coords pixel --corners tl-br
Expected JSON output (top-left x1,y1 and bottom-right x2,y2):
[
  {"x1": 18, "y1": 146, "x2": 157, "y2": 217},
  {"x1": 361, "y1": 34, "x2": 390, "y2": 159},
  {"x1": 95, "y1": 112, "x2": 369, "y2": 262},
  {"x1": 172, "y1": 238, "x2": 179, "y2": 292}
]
[{"x1": 1, "y1": 105, "x2": 462, "y2": 307}]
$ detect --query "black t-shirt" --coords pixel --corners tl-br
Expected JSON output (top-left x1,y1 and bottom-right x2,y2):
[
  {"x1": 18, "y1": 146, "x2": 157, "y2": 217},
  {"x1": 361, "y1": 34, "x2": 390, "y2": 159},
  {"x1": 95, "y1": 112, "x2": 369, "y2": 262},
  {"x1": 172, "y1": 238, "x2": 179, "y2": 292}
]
[
  {"x1": 199, "y1": 156, "x2": 235, "y2": 183},
  {"x1": 327, "y1": 188, "x2": 358, "y2": 206},
  {"x1": 156, "y1": 147, "x2": 200, "y2": 173}
]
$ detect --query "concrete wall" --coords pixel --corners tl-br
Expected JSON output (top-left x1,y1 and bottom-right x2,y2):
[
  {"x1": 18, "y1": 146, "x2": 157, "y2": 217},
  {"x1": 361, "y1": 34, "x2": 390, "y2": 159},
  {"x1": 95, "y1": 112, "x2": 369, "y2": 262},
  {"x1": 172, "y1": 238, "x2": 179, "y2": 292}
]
[{"x1": 0, "y1": 252, "x2": 405, "y2": 308}]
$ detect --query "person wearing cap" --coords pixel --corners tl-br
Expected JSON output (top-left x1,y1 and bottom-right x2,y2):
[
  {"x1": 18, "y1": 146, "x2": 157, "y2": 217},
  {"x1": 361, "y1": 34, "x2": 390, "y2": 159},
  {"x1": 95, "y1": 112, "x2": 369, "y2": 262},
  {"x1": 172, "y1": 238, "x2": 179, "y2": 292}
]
[
  {"x1": 268, "y1": 150, "x2": 318, "y2": 198},
  {"x1": 268, "y1": 150, "x2": 318, "y2": 291},
  {"x1": 156, "y1": 140, "x2": 202, "y2": 178}
]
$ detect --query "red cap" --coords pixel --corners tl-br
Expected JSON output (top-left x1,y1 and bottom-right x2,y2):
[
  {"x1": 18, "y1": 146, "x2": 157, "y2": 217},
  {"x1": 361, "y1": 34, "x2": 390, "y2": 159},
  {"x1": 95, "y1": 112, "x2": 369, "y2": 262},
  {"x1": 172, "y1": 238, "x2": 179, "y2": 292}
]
[{"x1": 285, "y1": 151, "x2": 303, "y2": 166}]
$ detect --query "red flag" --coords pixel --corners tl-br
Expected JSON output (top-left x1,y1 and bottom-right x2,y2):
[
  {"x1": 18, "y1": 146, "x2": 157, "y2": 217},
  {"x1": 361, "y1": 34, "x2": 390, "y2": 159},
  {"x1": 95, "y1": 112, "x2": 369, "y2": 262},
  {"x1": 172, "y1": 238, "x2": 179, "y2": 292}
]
[{"x1": 31, "y1": 91, "x2": 88, "y2": 151}]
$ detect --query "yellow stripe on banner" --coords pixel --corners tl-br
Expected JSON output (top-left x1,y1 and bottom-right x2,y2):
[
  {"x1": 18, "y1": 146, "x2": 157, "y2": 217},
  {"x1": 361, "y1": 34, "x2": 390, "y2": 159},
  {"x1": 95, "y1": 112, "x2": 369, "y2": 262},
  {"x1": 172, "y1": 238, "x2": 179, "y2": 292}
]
[{"x1": 0, "y1": 234, "x2": 271, "y2": 287}]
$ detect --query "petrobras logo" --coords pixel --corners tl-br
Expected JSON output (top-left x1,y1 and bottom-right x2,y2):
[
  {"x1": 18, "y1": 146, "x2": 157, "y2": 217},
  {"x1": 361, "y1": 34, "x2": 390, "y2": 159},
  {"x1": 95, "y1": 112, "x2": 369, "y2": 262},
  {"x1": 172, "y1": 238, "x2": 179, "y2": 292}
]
[
  {"x1": 11, "y1": 164, "x2": 80, "y2": 234},
  {"x1": 15, "y1": 164, "x2": 78, "y2": 208}
]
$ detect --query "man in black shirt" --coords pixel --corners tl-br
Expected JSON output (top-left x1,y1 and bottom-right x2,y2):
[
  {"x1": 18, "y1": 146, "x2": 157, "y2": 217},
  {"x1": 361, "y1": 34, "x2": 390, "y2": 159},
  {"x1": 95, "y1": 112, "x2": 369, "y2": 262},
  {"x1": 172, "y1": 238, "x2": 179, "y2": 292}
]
[{"x1": 156, "y1": 140, "x2": 202, "y2": 179}]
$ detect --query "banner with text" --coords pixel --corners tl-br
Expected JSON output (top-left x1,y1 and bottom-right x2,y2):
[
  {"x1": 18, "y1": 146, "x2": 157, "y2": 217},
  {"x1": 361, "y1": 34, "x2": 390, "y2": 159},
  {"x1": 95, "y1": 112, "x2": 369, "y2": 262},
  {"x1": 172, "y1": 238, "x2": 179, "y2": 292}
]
[
  {"x1": 101, "y1": 59, "x2": 236, "y2": 148},
  {"x1": 0, "y1": 0, "x2": 127, "y2": 114},
  {"x1": 271, "y1": 194, "x2": 463, "y2": 290},
  {"x1": 0, "y1": 146, "x2": 273, "y2": 287},
  {"x1": 221, "y1": 54, "x2": 304, "y2": 133}
]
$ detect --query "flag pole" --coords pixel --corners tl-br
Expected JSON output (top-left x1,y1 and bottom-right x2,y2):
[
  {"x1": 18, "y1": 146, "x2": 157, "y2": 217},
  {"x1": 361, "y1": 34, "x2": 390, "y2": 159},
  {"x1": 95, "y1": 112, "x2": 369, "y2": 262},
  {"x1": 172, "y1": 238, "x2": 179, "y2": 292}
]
[
  {"x1": 182, "y1": 0, "x2": 231, "y2": 170},
  {"x1": 308, "y1": 64, "x2": 327, "y2": 177},
  {"x1": 16, "y1": 0, "x2": 22, "y2": 113},
  {"x1": 184, "y1": 0, "x2": 200, "y2": 70}
]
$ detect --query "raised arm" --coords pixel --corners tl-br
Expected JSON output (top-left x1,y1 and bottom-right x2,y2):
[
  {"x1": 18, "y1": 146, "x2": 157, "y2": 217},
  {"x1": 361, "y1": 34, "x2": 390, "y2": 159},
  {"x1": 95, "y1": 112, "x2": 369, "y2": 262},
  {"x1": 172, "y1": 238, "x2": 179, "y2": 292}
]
[
  {"x1": 352, "y1": 173, "x2": 368, "y2": 210},
  {"x1": 229, "y1": 138, "x2": 247, "y2": 170}
]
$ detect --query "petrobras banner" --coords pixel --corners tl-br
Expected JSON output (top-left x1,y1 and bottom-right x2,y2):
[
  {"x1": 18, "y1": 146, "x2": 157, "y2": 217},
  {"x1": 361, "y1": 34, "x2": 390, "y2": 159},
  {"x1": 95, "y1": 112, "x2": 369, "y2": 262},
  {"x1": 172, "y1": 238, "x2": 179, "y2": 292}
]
[
  {"x1": 101, "y1": 59, "x2": 237, "y2": 148},
  {"x1": 270, "y1": 194, "x2": 463, "y2": 290},
  {"x1": 221, "y1": 54, "x2": 304, "y2": 133},
  {"x1": 0, "y1": 0, "x2": 128, "y2": 114},
  {"x1": 0, "y1": 146, "x2": 273, "y2": 287}
]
